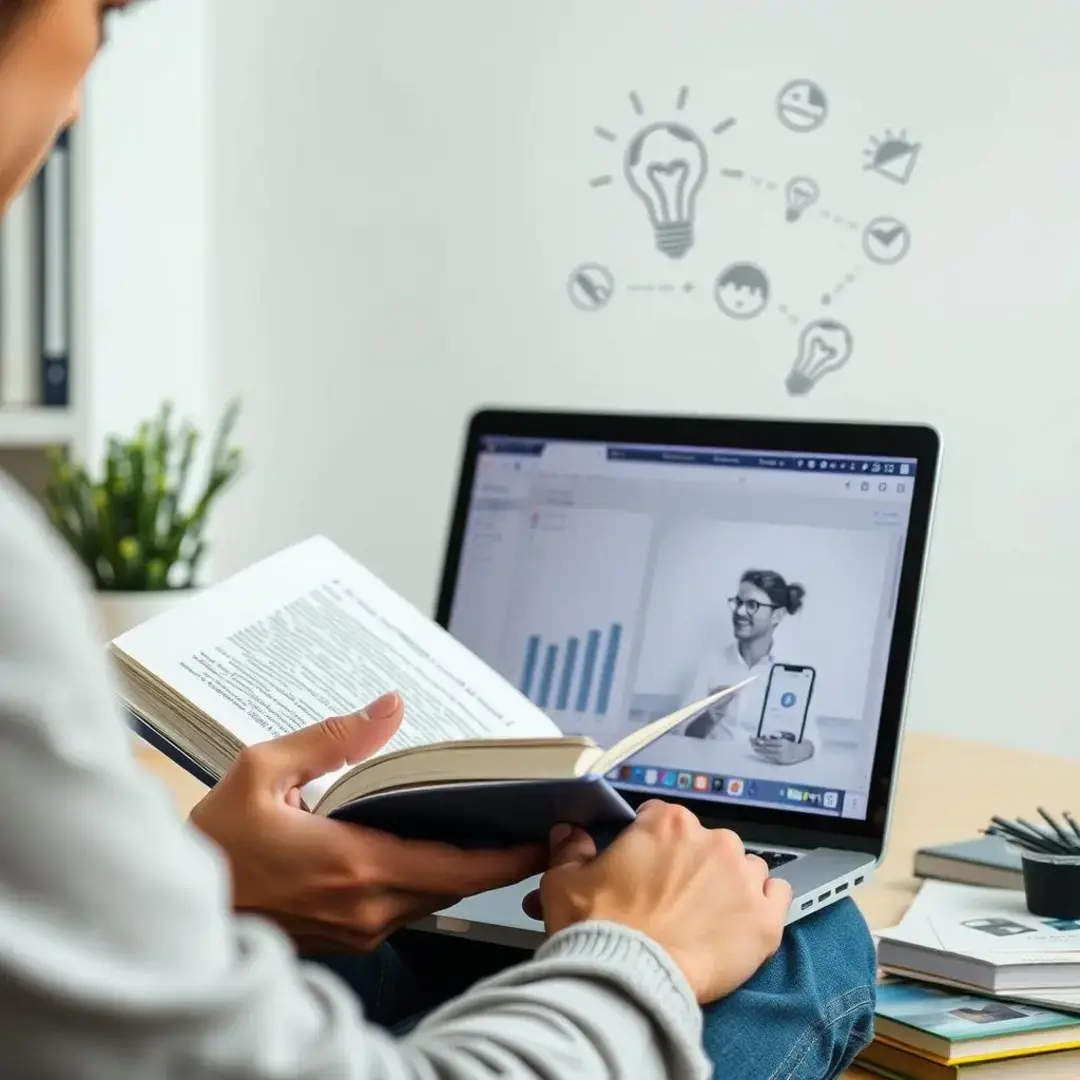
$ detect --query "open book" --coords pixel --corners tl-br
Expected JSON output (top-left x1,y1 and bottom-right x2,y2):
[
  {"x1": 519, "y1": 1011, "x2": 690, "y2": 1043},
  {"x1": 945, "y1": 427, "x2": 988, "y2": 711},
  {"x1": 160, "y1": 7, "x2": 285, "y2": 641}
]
[{"x1": 111, "y1": 537, "x2": 749, "y2": 846}]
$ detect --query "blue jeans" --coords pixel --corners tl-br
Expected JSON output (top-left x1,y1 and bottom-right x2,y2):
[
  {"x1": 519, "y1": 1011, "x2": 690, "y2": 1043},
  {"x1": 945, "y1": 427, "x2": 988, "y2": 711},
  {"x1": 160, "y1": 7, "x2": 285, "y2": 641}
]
[{"x1": 308, "y1": 899, "x2": 876, "y2": 1080}]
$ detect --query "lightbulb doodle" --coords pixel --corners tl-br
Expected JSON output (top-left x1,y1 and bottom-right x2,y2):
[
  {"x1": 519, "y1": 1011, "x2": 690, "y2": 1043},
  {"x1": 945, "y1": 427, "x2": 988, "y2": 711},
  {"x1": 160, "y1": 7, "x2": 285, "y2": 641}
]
[
  {"x1": 786, "y1": 320, "x2": 854, "y2": 396},
  {"x1": 589, "y1": 88, "x2": 737, "y2": 260},
  {"x1": 784, "y1": 176, "x2": 820, "y2": 223}
]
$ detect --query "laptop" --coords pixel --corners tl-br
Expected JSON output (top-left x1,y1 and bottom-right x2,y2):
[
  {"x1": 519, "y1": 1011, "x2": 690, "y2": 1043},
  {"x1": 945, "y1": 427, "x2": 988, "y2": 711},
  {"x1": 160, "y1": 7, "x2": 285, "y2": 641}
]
[{"x1": 414, "y1": 409, "x2": 940, "y2": 947}]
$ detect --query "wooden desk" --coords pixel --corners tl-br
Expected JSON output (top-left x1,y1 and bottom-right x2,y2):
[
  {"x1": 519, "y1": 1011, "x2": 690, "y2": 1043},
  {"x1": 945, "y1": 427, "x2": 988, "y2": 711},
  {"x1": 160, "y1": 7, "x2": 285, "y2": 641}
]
[{"x1": 134, "y1": 731, "x2": 1079, "y2": 1078}]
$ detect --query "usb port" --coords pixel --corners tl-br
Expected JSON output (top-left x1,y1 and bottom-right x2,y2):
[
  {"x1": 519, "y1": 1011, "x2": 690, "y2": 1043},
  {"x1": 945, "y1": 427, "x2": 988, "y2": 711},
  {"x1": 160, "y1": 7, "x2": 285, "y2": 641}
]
[
  {"x1": 801, "y1": 899, "x2": 814, "y2": 911},
  {"x1": 817, "y1": 890, "x2": 832, "y2": 902},
  {"x1": 854, "y1": 876, "x2": 864, "y2": 886},
  {"x1": 835, "y1": 883, "x2": 849, "y2": 894}
]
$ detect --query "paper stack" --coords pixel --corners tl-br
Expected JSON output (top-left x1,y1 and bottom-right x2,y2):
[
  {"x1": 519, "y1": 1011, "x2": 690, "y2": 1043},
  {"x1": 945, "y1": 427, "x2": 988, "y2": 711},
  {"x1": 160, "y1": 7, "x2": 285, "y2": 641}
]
[{"x1": 857, "y1": 881, "x2": 1080, "y2": 1078}]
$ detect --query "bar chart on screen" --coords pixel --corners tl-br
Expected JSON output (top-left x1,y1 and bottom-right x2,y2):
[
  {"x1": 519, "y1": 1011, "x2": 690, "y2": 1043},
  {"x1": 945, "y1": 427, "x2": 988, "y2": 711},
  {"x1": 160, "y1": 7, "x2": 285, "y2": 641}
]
[
  {"x1": 519, "y1": 621, "x2": 624, "y2": 715},
  {"x1": 495, "y1": 507, "x2": 653, "y2": 732}
]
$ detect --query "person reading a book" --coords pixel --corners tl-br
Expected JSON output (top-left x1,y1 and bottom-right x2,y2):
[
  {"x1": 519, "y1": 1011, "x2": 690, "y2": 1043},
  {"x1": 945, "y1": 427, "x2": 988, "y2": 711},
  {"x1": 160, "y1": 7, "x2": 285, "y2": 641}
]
[
  {"x1": 0, "y1": 2, "x2": 877, "y2": 1078},
  {"x1": 683, "y1": 568, "x2": 817, "y2": 767}
]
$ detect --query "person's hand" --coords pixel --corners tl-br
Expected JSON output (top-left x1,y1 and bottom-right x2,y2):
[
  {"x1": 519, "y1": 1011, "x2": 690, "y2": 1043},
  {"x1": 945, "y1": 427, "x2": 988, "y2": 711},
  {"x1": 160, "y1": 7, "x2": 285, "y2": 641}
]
[
  {"x1": 751, "y1": 734, "x2": 815, "y2": 766},
  {"x1": 533, "y1": 802, "x2": 792, "y2": 1003},
  {"x1": 189, "y1": 693, "x2": 546, "y2": 953}
]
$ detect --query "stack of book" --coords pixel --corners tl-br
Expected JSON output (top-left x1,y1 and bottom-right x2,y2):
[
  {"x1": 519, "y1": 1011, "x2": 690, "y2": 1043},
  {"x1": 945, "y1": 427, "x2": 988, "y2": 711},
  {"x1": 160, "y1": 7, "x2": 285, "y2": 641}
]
[
  {"x1": 857, "y1": 881, "x2": 1080, "y2": 1077},
  {"x1": 858, "y1": 978, "x2": 1080, "y2": 1078}
]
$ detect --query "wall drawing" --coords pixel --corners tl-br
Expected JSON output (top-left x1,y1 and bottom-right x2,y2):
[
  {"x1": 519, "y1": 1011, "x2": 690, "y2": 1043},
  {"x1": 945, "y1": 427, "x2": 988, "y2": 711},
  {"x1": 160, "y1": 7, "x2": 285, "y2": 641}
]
[{"x1": 571, "y1": 82, "x2": 920, "y2": 395}]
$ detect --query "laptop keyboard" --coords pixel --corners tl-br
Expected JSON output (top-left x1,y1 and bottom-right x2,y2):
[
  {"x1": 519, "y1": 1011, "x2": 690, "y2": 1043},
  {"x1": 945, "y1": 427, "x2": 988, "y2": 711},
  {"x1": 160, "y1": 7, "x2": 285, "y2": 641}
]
[{"x1": 749, "y1": 849, "x2": 799, "y2": 869}]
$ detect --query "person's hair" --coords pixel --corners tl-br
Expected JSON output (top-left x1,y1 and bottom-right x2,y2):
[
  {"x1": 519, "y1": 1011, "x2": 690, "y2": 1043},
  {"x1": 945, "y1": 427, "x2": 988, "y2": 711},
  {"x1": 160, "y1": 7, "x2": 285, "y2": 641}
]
[
  {"x1": 0, "y1": 0, "x2": 147, "y2": 45},
  {"x1": 740, "y1": 568, "x2": 805, "y2": 615},
  {"x1": 0, "y1": 0, "x2": 36, "y2": 40}
]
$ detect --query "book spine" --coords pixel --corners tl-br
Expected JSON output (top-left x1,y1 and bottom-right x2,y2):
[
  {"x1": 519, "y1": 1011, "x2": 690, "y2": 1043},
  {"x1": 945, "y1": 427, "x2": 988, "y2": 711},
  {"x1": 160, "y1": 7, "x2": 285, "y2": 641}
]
[
  {"x1": 39, "y1": 130, "x2": 71, "y2": 407},
  {"x1": 0, "y1": 183, "x2": 40, "y2": 405},
  {"x1": 125, "y1": 709, "x2": 220, "y2": 790}
]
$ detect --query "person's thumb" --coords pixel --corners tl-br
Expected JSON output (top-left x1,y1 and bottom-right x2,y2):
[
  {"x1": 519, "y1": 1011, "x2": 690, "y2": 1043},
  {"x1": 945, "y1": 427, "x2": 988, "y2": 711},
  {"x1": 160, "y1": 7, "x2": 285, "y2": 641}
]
[
  {"x1": 548, "y1": 824, "x2": 597, "y2": 869},
  {"x1": 523, "y1": 825, "x2": 597, "y2": 921},
  {"x1": 252, "y1": 692, "x2": 403, "y2": 791}
]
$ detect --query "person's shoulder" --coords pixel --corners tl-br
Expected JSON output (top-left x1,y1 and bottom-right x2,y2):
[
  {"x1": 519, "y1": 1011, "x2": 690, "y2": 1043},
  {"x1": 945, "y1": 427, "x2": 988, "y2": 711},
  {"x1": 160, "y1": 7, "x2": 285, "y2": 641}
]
[{"x1": 0, "y1": 471, "x2": 102, "y2": 665}]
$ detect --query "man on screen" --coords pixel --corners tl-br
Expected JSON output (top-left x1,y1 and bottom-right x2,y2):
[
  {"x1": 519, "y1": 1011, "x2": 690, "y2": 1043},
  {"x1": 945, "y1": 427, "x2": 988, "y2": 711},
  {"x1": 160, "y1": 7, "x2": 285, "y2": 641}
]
[{"x1": 682, "y1": 569, "x2": 816, "y2": 767}]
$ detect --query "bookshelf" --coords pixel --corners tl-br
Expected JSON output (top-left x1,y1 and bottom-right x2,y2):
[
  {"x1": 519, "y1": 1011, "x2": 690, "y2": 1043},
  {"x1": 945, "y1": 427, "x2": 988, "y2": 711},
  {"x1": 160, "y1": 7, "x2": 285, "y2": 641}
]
[{"x1": 0, "y1": 408, "x2": 79, "y2": 448}]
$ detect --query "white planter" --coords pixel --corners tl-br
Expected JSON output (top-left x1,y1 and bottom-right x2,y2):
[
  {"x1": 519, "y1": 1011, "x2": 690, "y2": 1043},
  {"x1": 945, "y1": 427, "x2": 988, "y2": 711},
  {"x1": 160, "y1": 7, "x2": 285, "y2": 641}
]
[{"x1": 96, "y1": 590, "x2": 198, "y2": 641}]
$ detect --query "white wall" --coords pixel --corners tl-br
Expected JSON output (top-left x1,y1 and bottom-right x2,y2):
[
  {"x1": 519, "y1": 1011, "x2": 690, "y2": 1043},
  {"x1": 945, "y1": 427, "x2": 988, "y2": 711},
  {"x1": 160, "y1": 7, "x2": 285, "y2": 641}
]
[
  {"x1": 203, "y1": 0, "x2": 1080, "y2": 754},
  {"x1": 82, "y1": 0, "x2": 210, "y2": 458}
]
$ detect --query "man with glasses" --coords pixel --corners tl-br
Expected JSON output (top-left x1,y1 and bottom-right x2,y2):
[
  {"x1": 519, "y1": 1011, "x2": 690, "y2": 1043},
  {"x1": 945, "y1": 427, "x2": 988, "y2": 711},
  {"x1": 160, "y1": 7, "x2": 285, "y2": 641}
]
[{"x1": 681, "y1": 569, "x2": 815, "y2": 768}]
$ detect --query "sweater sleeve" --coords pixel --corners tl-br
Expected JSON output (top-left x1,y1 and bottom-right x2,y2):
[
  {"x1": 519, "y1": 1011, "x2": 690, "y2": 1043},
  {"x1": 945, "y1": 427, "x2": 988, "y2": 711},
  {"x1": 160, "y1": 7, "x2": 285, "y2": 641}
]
[{"x1": 0, "y1": 474, "x2": 710, "y2": 1080}]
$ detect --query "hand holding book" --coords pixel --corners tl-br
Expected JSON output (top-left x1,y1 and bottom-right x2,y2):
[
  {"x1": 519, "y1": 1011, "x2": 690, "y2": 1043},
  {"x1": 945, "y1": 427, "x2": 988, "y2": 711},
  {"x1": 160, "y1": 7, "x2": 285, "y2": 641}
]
[
  {"x1": 190, "y1": 691, "x2": 546, "y2": 953},
  {"x1": 118, "y1": 535, "x2": 761, "y2": 956},
  {"x1": 537, "y1": 803, "x2": 792, "y2": 1003},
  {"x1": 114, "y1": 536, "x2": 751, "y2": 847},
  {"x1": 189, "y1": 683, "x2": 790, "y2": 989}
]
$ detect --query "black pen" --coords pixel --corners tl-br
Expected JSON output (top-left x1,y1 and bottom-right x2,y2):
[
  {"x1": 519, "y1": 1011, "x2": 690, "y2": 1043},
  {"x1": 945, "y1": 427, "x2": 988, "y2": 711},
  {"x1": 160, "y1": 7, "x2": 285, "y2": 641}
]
[
  {"x1": 1037, "y1": 807, "x2": 1078, "y2": 851},
  {"x1": 1065, "y1": 811, "x2": 1080, "y2": 846},
  {"x1": 983, "y1": 826, "x2": 1048, "y2": 854},
  {"x1": 990, "y1": 816, "x2": 1069, "y2": 854},
  {"x1": 1017, "y1": 817, "x2": 1075, "y2": 854}
]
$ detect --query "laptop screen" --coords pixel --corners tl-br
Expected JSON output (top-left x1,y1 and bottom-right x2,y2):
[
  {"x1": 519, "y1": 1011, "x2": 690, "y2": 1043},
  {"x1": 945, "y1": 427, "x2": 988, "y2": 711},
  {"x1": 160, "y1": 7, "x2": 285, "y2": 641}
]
[{"x1": 445, "y1": 434, "x2": 920, "y2": 824}]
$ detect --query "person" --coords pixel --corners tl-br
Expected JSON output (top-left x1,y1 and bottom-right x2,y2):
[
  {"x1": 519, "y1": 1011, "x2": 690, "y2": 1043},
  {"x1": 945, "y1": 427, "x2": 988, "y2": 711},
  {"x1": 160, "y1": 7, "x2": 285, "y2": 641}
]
[
  {"x1": 683, "y1": 568, "x2": 817, "y2": 767},
  {"x1": 0, "y1": 2, "x2": 877, "y2": 1078}
]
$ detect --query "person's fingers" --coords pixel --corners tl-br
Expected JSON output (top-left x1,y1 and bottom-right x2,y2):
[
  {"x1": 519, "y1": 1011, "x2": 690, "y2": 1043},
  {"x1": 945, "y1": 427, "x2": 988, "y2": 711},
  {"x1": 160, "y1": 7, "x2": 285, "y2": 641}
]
[
  {"x1": 365, "y1": 833, "x2": 547, "y2": 895},
  {"x1": 744, "y1": 852, "x2": 770, "y2": 885},
  {"x1": 634, "y1": 799, "x2": 671, "y2": 821},
  {"x1": 548, "y1": 825, "x2": 597, "y2": 869},
  {"x1": 763, "y1": 875, "x2": 794, "y2": 914},
  {"x1": 243, "y1": 693, "x2": 404, "y2": 790}
]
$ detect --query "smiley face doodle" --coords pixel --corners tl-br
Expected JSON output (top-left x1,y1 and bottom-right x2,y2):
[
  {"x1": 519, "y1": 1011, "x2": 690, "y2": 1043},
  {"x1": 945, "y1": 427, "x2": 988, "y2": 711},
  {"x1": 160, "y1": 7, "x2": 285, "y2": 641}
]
[{"x1": 715, "y1": 263, "x2": 771, "y2": 320}]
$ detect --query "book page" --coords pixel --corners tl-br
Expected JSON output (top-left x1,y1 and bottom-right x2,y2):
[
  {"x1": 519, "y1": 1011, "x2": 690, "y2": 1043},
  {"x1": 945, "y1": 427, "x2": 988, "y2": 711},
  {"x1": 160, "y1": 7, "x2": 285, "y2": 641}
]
[
  {"x1": 113, "y1": 537, "x2": 561, "y2": 798},
  {"x1": 885, "y1": 882, "x2": 1080, "y2": 962}
]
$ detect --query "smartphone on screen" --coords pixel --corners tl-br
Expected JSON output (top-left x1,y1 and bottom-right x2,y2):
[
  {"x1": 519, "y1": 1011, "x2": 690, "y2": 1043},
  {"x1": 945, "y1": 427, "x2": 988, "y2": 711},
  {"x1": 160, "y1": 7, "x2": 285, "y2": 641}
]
[{"x1": 756, "y1": 663, "x2": 815, "y2": 743}]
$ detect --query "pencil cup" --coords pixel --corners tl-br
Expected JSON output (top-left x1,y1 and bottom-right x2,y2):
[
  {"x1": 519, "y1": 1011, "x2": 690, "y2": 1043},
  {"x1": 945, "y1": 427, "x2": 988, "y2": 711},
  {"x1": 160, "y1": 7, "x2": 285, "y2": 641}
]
[{"x1": 1020, "y1": 850, "x2": 1080, "y2": 919}]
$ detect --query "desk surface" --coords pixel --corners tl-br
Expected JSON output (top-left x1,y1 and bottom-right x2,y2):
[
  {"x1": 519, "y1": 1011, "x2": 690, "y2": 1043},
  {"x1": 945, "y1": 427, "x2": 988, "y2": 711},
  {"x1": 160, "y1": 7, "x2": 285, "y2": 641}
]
[{"x1": 134, "y1": 730, "x2": 1078, "y2": 1078}]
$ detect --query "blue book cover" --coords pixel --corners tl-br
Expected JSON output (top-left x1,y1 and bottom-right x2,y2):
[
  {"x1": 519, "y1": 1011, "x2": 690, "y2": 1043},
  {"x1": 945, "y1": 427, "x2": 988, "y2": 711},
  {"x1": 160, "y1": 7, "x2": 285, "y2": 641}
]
[
  {"x1": 329, "y1": 776, "x2": 635, "y2": 849},
  {"x1": 876, "y1": 978, "x2": 1080, "y2": 1053}
]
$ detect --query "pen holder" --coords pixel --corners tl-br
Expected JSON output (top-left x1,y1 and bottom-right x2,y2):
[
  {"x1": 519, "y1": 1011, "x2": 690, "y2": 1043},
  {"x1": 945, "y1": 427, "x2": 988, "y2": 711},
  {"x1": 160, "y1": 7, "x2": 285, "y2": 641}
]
[{"x1": 1019, "y1": 850, "x2": 1080, "y2": 920}]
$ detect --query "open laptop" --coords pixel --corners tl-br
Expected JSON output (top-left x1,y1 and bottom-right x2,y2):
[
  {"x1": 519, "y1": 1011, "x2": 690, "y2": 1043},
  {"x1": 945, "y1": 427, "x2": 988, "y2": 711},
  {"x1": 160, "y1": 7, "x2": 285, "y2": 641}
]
[{"x1": 415, "y1": 409, "x2": 940, "y2": 947}]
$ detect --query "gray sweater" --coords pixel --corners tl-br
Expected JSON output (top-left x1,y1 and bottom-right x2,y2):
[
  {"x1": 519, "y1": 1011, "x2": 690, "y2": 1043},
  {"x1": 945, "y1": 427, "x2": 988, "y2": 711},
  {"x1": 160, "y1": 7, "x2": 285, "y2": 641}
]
[{"x1": 0, "y1": 474, "x2": 711, "y2": 1080}]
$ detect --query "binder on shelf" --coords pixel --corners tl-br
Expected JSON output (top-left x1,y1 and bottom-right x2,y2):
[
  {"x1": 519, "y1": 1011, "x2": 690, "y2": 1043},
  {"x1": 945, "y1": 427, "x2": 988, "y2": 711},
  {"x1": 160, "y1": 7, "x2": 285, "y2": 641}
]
[
  {"x1": 0, "y1": 181, "x2": 40, "y2": 406},
  {"x1": 39, "y1": 128, "x2": 71, "y2": 408}
]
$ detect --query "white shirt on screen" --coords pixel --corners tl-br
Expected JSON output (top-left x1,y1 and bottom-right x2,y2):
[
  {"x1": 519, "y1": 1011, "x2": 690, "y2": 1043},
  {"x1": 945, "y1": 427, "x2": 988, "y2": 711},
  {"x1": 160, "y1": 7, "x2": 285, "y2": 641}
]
[{"x1": 683, "y1": 642, "x2": 819, "y2": 749}]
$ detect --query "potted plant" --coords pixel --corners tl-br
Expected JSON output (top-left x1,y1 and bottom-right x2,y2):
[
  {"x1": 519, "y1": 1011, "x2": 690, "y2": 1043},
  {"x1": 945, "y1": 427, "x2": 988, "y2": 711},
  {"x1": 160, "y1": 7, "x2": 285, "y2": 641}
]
[{"x1": 43, "y1": 399, "x2": 244, "y2": 639}]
